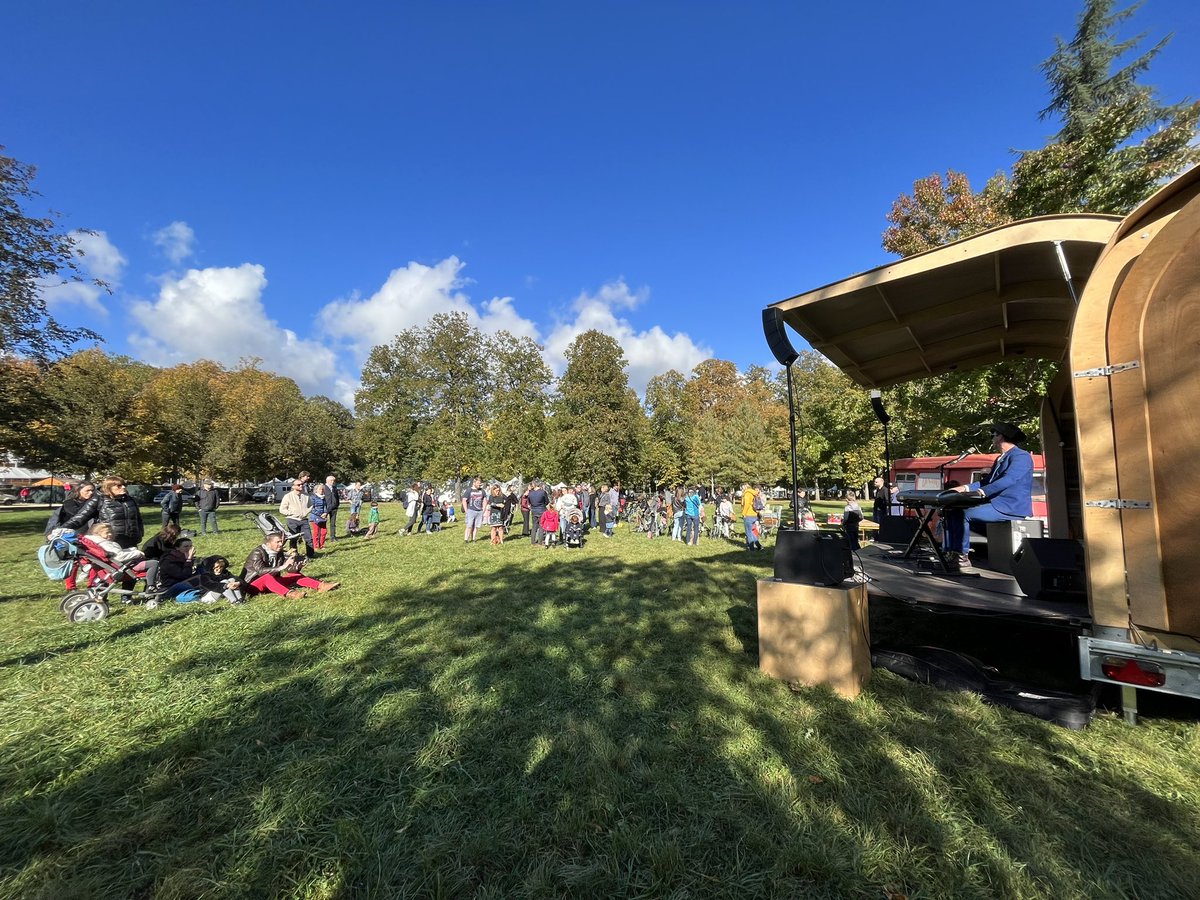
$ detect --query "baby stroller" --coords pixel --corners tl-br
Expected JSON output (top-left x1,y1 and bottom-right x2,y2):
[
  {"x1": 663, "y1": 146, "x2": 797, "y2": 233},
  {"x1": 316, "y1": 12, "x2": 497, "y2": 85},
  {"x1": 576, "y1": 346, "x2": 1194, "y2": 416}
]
[
  {"x1": 564, "y1": 509, "x2": 585, "y2": 548},
  {"x1": 758, "y1": 505, "x2": 783, "y2": 539},
  {"x1": 39, "y1": 531, "x2": 158, "y2": 623},
  {"x1": 242, "y1": 510, "x2": 303, "y2": 540}
]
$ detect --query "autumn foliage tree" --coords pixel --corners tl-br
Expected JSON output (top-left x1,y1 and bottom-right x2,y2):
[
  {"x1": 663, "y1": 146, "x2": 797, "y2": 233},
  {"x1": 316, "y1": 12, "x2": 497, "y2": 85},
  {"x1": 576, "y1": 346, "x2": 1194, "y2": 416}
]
[{"x1": 882, "y1": 170, "x2": 1012, "y2": 257}]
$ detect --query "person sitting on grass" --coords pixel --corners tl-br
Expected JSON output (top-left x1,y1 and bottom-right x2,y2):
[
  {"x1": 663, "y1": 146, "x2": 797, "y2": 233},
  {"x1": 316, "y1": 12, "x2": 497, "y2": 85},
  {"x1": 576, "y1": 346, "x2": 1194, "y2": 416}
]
[
  {"x1": 156, "y1": 537, "x2": 201, "y2": 600},
  {"x1": 141, "y1": 521, "x2": 182, "y2": 592},
  {"x1": 196, "y1": 555, "x2": 245, "y2": 605},
  {"x1": 240, "y1": 531, "x2": 339, "y2": 599}
]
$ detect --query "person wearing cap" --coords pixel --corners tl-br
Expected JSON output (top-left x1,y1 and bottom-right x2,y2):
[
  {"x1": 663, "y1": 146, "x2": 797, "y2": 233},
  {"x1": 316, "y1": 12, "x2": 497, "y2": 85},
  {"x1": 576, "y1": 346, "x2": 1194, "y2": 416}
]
[
  {"x1": 944, "y1": 421, "x2": 1034, "y2": 570},
  {"x1": 196, "y1": 479, "x2": 221, "y2": 534}
]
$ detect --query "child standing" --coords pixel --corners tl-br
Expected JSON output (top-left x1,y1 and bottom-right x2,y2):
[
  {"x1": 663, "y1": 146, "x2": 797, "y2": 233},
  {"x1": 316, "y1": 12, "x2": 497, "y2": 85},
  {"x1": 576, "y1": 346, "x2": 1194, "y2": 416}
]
[
  {"x1": 365, "y1": 502, "x2": 380, "y2": 538},
  {"x1": 539, "y1": 507, "x2": 560, "y2": 548},
  {"x1": 309, "y1": 484, "x2": 329, "y2": 550}
]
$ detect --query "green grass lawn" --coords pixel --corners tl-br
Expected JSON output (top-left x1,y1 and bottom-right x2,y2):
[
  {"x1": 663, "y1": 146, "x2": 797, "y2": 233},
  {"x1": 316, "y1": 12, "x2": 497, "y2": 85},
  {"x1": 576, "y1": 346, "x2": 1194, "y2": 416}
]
[{"x1": 2, "y1": 506, "x2": 1199, "y2": 899}]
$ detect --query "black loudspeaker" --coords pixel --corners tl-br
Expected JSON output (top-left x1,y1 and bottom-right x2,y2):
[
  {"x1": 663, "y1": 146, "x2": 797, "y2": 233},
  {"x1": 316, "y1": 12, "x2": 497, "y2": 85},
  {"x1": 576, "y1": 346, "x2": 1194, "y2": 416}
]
[
  {"x1": 774, "y1": 529, "x2": 851, "y2": 586},
  {"x1": 762, "y1": 307, "x2": 800, "y2": 367},
  {"x1": 877, "y1": 516, "x2": 919, "y2": 544},
  {"x1": 1013, "y1": 538, "x2": 1086, "y2": 603}
]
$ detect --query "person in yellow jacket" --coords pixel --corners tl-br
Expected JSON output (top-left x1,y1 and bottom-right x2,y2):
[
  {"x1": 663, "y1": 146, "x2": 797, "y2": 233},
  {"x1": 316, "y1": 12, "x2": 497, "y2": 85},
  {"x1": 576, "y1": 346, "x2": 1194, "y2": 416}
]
[{"x1": 740, "y1": 484, "x2": 762, "y2": 551}]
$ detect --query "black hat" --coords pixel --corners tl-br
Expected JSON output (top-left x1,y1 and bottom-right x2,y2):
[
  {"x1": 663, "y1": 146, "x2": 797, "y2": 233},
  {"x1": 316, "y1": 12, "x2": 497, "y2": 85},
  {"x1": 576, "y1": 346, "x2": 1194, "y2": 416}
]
[{"x1": 991, "y1": 422, "x2": 1026, "y2": 444}]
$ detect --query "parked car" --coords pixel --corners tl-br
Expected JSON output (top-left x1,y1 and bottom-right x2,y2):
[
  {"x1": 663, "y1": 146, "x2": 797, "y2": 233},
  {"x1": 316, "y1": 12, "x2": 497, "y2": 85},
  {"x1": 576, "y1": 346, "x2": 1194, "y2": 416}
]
[{"x1": 0, "y1": 492, "x2": 17, "y2": 505}]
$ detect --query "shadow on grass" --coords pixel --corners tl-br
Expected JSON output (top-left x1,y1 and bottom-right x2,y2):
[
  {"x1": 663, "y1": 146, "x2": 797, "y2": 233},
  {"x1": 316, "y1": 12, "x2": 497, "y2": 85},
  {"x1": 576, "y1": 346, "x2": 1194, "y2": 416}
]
[
  {"x1": 0, "y1": 611, "x2": 193, "y2": 669},
  {"x1": 2, "y1": 541, "x2": 1199, "y2": 898}
]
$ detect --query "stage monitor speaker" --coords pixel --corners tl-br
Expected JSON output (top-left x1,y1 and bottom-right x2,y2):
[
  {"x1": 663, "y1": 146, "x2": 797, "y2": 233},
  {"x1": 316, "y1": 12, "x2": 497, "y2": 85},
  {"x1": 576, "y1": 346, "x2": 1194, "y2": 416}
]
[
  {"x1": 762, "y1": 307, "x2": 800, "y2": 367},
  {"x1": 877, "y1": 516, "x2": 919, "y2": 544},
  {"x1": 774, "y1": 529, "x2": 851, "y2": 586},
  {"x1": 1012, "y1": 538, "x2": 1086, "y2": 603}
]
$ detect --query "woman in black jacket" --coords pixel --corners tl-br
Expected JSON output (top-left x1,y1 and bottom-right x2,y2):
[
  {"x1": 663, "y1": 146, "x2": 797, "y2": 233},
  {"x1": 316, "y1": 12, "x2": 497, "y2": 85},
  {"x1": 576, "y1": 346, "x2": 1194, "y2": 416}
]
[
  {"x1": 49, "y1": 483, "x2": 100, "y2": 534},
  {"x1": 97, "y1": 476, "x2": 145, "y2": 549}
]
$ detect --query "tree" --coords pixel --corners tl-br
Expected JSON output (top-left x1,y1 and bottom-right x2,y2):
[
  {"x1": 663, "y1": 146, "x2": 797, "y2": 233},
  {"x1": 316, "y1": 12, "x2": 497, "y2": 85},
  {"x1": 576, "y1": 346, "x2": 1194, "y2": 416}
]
[
  {"x1": 355, "y1": 312, "x2": 491, "y2": 483},
  {"x1": 481, "y1": 333, "x2": 552, "y2": 479},
  {"x1": 209, "y1": 362, "x2": 308, "y2": 482},
  {"x1": 882, "y1": 170, "x2": 1012, "y2": 258},
  {"x1": 0, "y1": 148, "x2": 102, "y2": 362},
  {"x1": 140, "y1": 361, "x2": 227, "y2": 479},
  {"x1": 298, "y1": 395, "x2": 360, "y2": 479},
  {"x1": 29, "y1": 350, "x2": 158, "y2": 478},
  {"x1": 1009, "y1": 0, "x2": 1200, "y2": 217},
  {"x1": 548, "y1": 330, "x2": 642, "y2": 483},
  {"x1": 643, "y1": 369, "x2": 689, "y2": 483}
]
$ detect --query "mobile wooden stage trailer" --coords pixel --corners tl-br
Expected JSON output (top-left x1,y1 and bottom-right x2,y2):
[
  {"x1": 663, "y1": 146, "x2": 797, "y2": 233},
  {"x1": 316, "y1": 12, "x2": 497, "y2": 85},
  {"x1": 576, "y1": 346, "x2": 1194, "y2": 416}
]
[{"x1": 766, "y1": 168, "x2": 1200, "y2": 723}]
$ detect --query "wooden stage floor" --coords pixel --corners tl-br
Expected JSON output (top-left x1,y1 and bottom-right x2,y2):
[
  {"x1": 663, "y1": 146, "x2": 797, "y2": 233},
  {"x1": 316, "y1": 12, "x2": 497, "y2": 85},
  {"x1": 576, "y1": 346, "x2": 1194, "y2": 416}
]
[{"x1": 855, "y1": 540, "x2": 1091, "y2": 625}]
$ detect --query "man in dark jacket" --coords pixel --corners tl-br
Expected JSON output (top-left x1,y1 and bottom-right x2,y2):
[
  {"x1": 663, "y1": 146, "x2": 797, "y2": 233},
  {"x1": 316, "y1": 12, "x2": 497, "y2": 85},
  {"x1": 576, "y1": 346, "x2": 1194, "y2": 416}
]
[
  {"x1": 323, "y1": 475, "x2": 341, "y2": 541},
  {"x1": 161, "y1": 484, "x2": 184, "y2": 528},
  {"x1": 527, "y1": 480, "x2": 549, "y2": 546},
  {"x1": 196, "y1": 480, "x2": 220, "y2": 534}
]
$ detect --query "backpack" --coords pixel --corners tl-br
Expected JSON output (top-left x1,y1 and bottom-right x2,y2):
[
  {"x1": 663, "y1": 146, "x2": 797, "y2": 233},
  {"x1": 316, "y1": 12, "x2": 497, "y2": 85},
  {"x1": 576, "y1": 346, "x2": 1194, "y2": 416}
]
[
  {"x1": 752, "y1": 492, "x2": 765, "y2": 512},
  {"x1": 44, "y1": 507, "x2": 64, "y2": 536}
]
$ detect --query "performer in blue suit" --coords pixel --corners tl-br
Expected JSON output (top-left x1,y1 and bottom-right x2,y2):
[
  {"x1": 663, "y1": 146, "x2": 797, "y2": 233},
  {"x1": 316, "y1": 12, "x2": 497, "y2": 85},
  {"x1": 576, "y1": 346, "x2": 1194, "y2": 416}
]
[{"x1": 944, "y1": 422, "x2": 1034, "y2": 569}]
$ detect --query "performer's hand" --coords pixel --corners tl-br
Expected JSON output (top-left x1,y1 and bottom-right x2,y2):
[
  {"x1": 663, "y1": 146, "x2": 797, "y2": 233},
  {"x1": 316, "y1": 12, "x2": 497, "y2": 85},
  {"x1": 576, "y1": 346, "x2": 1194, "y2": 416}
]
[{"x1": 951, "y1": 484, "x2": 969, "y2": 493}]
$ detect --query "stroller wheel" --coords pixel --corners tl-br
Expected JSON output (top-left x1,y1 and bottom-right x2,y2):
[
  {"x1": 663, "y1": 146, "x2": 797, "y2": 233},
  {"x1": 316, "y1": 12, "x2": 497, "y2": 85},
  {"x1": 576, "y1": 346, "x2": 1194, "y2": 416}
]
[
  {"x1": 60, "y1": 590, "x2": 95, "y2": 615},
  {"x1": 69, "y1": 598, "x2": 110, "y2": 623},
  {"x1": 144, "y1": 598, "x2": 160, "y2": 611}
]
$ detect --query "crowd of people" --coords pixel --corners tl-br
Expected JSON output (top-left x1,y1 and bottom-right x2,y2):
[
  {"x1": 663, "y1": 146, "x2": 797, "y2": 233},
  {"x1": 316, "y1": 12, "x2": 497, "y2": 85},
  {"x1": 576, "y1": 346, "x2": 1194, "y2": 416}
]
[{"x1": 42, "y1": 459, "x2": 923, "y2": 614}]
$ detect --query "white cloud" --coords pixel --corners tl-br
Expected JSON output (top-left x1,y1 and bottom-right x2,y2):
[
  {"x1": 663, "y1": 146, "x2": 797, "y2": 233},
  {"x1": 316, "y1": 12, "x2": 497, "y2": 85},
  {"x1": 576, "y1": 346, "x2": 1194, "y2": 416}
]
[
  {"x1": 41, "y1": 229, "x2": 126, "y2": 315},
  {"x1": 152, "y1": 221, "x2": 196, "y2": 264},
  {"x1": 318, "y1": 256, "x2": 539, "y2": 358},
  {"x1": 321, "y1": 262, "x2": 708, "y2": 395},
  {"x1": 543, "y1": 280, "x2": 711, "y2": 395},
  {"x1": 128, "y1": 263, "x2": 340, "y2": 396}
]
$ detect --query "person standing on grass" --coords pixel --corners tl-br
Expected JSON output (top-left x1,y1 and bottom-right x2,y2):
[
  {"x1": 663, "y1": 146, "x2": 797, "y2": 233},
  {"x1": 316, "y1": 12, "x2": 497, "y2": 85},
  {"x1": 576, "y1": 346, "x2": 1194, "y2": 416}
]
[
  {"x1": 161, "y1": 483, "x2": 184, "y2": 529},
  {"x1": 323, "y1": 475, "x2": 341, "y2": 541},
  {"x1": 741, "y1": 483, "x2": 762, "y2": 551},
  {"x1": 420, "y1": 484, "x2": 439, "y2": 533},
  {"x1": 462, "y1": 476, "x2": 487, "y2": 543},
  {"x1": 519, "y1": 485, "x2": 532, "y2": 536},
  {"x1": 401, "y1": 482, "x2": 421, "y2": 534},
  {"x1": 97, "y1": 476, "x2": 145, "y2": 549},
  {"x1": 487, "y1": 484, "x2": 508, "y2": 545},
  {"x1": 684, "y1": 486, "x2": 702, "y2": 546},
  {"x1": 240, "y1": 532, "x2": 339, "y2": 599},
  {"x1": 670, "y1": 487, "x2": 686, "y2": 541},
  {"x1": 196, "y1": 479, "x2": 220, "y2": 534},
  {"x1": 364, "y1": 501, "x2": 380, "y2": 538},
  {"x1": 527, "y1": 480, "x2": 549, "y2": 546},
  {"x1": 347, "y1": 480, "x2": 365, "y2": 525},
  {"x1": 280, "y1": 477, "x2": 315, "y2": 556}
]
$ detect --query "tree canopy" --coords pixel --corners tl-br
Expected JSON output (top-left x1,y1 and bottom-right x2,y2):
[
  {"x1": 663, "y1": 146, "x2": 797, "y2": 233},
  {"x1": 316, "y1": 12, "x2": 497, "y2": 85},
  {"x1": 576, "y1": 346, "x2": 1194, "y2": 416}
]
[{"x1": 0, "y1": 148, "x2": 102, "y2": 363}]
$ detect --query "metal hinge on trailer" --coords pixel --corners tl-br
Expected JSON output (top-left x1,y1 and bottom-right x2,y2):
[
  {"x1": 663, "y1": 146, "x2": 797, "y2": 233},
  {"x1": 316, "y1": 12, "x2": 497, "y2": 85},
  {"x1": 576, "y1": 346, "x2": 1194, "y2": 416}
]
[
  {"x1": 1073, "y1": 360, "x2": 1140, "y2": 378},
  {"x1": 1085, "y1": 499, "x2": 1152, "y2": 509}
]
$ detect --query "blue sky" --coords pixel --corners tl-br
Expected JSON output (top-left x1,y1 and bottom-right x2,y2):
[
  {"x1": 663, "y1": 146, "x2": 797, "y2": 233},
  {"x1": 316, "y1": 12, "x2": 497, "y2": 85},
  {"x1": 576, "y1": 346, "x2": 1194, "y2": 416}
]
[{"x1": 6, "y1": 0, "x2": 1198, "y2": 404}]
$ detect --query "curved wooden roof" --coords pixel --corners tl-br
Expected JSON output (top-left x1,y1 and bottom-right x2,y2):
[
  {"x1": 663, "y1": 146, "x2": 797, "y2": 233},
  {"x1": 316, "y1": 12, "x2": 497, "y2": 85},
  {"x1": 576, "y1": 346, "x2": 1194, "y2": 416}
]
[{"x1": 769, "y1": 214, "x2": 1122, "y2": 387}]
